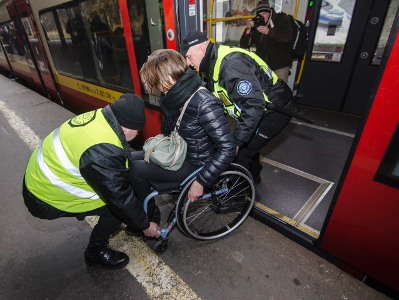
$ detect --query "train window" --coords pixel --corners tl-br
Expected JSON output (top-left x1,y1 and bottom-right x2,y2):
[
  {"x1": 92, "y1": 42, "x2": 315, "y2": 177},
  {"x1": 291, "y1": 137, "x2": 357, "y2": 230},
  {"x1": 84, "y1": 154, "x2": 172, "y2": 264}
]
[
  {"x1": 374, "y1": 122, "x2": 399, "y2": 189},
  {"x1": 126, "y1": 0, "x2": 151, "y2": 72},
  {"x1": 40, "y1": 7, "x2": 96, "y2": 80},
  {"x1": 203, "y1": 0, "x2": 286, "y2": 46},
  {"x1": 40, "y1": 0, "x2": 136, "y2": 91},
  {"x1": 0, "y1": 37, "x2": 4, "y2": 60},
  {"x1": 310, "y1": 1, "x2": 356, "y2": 63},
  {"x1": 21, "y1": 14, "x2": 49, "y2": 74},
  {"x1": 82, "y1": 0, "x2": 135, "y2": 90},
  {"x1": 0, "y1": 22, "x2": 25, "y2": 56}
]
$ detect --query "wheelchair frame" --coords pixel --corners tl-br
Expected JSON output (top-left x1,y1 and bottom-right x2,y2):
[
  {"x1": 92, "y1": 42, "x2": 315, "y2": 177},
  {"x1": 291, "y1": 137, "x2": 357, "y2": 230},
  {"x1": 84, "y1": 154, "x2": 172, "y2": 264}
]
[{"x1": 142, "y1": 163, "x2": 256, "y2": 253}]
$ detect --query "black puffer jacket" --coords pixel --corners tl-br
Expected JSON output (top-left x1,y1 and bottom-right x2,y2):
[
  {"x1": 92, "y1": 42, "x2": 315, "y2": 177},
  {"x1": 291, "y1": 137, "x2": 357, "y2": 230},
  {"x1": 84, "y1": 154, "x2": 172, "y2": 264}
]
[{"x1": 178, "y1": 88, "x2": 236, "y2": 187}]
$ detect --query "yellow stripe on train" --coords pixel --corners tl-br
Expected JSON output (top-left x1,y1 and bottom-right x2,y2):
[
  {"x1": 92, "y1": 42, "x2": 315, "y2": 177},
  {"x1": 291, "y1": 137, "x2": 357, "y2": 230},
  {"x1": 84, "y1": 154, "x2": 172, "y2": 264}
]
[{"x1": 53, "y1": 73, "x2": 123, "y2": 104}]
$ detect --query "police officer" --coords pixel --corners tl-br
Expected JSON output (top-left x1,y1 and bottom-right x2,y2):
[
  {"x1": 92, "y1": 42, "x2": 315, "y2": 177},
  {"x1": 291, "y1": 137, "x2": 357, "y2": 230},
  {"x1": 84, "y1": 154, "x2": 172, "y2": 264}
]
[
  {"x1": 22, "y1": 94, "x2": 160, "y2": 270},
  {"x1": 180, "y1": 31, "x2": 294, "y2": 184}
]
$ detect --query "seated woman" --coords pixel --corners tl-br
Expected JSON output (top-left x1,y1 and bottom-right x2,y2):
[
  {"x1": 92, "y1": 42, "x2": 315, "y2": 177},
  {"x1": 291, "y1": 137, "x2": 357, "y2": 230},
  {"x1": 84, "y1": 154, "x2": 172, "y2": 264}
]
[{"x1": 126, "y1": 49, "x2": 236, "y2": 235}]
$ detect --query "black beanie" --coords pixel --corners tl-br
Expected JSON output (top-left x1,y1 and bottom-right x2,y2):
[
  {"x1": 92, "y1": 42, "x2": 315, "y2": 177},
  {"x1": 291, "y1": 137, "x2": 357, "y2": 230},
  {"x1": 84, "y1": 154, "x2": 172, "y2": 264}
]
[
  {"x1": 110, "y1": 94, "x2": 146, "y2": 129},
  {"x1": 180, "y1": 31, "x2": 208, "y2": 56}
]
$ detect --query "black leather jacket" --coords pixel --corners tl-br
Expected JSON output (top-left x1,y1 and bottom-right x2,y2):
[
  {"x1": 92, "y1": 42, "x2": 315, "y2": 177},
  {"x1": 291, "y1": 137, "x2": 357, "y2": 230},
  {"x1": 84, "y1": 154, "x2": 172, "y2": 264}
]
[
  {"x1": 178, "y1": 88, "x2": 236, "y2": 187},
  {"x1": 80, "y1": 106, "x2": 150, "y2": 230}
]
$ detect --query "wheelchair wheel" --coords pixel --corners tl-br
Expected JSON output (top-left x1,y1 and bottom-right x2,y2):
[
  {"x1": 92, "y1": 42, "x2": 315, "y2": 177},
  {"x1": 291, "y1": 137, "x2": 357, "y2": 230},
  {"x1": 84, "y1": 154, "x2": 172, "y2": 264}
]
[
  {"x1": 227, "y1": 163, "x2": 253, "y2": 182},
  {"x1": 175, "y1": 170, "x2": 255, "y2": 240}
]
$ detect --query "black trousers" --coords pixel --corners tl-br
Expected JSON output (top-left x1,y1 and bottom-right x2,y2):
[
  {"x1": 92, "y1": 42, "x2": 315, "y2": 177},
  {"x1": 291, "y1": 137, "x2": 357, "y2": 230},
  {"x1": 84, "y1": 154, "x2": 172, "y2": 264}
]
[
  {"x1": 235, "y1": 111, "x2": 291, "y2": 179},
  {"x1": 129, "y1": 150, "x2": 198, "y2": 230},
  {"x1": 22, "y1": 179, "x2": 121, "y2": 241}
]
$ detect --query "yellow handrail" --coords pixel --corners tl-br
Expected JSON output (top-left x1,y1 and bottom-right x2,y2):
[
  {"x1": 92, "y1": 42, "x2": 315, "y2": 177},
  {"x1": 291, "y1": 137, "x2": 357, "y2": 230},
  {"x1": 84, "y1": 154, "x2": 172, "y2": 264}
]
[
  {"x1": 294, "y1": 0, "x2": 300, "y2": 18},
  {"x1": 208, "y1": 0, "x2": 214, "y2": 41},
  {"x1": 207, "y1": 0, "x2": 254, "y2": 41},
  {"x1": 295, "y1": 0, "x2": 305, "y2": 85}
]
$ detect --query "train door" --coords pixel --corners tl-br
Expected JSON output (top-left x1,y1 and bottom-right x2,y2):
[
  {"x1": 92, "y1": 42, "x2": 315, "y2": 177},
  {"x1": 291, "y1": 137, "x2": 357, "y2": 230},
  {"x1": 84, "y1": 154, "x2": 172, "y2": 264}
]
[
  {"x1": 297, "y1": 0, "x2": 398, "y2": 115},
  {"x1": 319, "y1": 13, "x2": 399, "y2": 291},
  {"x1": 14, "y1": 0, "x2": 63, "y2": 104},
  {"x1": 6, "y1": 1, "x2": 48, "y2": 96}
]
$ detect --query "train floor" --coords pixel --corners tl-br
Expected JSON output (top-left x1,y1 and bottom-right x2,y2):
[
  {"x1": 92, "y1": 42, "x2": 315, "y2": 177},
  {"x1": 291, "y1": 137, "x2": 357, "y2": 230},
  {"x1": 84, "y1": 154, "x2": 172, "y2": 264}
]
[
  {"x1": 253, "y1": 103, "x2": 360, "y2": 240},
  {"x1": 0, "y1": 74, "x2": 391, "y2": 300}
]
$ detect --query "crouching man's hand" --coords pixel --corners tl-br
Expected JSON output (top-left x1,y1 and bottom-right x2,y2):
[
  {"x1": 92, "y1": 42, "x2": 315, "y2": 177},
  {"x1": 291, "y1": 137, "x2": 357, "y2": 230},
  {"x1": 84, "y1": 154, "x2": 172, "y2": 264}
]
[{"x1": 143, "y1": 222, "x2": 160, "y2": 238}]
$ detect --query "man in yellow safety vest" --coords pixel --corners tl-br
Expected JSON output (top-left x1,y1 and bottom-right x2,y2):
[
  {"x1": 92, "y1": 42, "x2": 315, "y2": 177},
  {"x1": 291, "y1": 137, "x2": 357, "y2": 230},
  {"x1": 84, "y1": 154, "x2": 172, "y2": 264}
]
[
  {"x1": 180, "y1": 31, "x2": 294, "y2": 184},
  {"x1": 23, "y1": 94, "x2": 160, "y2": 270}
]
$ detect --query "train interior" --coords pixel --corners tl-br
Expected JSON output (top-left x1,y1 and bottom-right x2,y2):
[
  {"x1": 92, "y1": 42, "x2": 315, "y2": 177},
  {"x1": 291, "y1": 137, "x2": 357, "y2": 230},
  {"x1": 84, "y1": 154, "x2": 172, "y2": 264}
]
[{"x1": 252, "y1": 104, "x2": 360, "y2": 239}]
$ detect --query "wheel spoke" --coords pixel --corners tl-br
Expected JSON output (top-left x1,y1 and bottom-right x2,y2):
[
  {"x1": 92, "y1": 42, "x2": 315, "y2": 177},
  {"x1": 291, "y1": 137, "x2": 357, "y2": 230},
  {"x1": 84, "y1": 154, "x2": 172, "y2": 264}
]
[{"x1": 177, "y1": 170, "x2": 255, "y2": 240}]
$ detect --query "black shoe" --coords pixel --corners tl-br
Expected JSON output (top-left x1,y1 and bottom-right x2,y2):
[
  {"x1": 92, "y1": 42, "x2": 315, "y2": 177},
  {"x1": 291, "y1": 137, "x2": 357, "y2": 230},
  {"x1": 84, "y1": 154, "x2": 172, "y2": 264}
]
[
  {"x1": 254, "y1": 174, "x2": 261, "y2": 185},
  {"x1": 84, "y1": 239, "x2": 129, "y2": 270},
  {"x1": 125, "y1": 205, "x2": 161, "y2": 236}
]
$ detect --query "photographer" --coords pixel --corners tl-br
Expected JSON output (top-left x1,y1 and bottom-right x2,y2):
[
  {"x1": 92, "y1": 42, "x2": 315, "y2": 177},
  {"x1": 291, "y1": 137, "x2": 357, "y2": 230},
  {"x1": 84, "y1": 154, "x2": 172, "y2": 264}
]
[{"x1": 240, "y1": 0, "x2": 293, "y2": 83}]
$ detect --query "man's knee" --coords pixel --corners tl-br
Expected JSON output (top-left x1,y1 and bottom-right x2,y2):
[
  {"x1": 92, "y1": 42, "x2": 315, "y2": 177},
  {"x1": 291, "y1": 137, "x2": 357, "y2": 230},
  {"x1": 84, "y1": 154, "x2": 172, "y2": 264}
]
[{"x1": 130, "y1": 160, "x2": 147, "y2": 179}]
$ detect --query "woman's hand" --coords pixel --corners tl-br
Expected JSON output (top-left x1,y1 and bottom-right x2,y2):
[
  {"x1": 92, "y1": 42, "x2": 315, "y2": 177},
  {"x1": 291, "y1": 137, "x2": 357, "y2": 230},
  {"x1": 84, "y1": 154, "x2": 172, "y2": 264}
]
[{"x1": 188, "y1": 180, "x2": 204, "y2": 202}]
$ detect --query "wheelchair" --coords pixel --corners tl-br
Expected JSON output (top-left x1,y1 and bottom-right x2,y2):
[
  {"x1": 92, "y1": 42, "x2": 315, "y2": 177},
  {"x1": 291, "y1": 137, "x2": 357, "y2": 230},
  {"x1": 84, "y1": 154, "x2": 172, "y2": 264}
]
[{"x1": 142, "y1": 163, "x2": 256, "y2": 253}]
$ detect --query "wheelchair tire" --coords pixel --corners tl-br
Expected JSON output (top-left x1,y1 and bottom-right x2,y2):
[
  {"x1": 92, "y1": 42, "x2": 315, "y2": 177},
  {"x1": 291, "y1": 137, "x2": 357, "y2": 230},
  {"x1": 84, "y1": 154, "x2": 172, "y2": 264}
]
[
  {"x1": 175, "y1": 170, "x2": 255, "y2": 240},
  {"x1": 227, "y1": 163, "x2": 253, "y2": 182}
]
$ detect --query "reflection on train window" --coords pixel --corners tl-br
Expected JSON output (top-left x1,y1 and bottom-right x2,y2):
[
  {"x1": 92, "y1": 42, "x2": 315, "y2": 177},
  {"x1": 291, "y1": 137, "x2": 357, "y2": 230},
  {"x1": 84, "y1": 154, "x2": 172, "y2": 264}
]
[
  {"x1": 126, "y1": 0, "x2": 151, "y2": 72},
  {"x1": 21, "y1": 17, "x2": 34, "y2": 38},
  {"x1": 21, "y1": 14, "x2": 48, "y2": 74},
  {"x1": 371, "y1": 0, "x2": 399, "y2": 66},
  {"x1": 374, "y1": 122, "x2": 399, "y2": 189},
  {"x1": 40, "y1": 0, "x2": 135, "y2": 91},
  {"x1": 0, "y1": 22, "x2": 25, "y2": 56},
  {"x1": 310, "y1": 0, "x2": 356, "y2": 63}
]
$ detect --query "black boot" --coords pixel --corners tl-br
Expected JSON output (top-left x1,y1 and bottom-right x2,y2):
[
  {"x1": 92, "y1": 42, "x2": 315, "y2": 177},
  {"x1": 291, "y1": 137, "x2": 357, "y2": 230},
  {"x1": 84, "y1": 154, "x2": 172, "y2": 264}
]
[{"x1": 84, "y1": 237, "x2": 129, "y2": 270}]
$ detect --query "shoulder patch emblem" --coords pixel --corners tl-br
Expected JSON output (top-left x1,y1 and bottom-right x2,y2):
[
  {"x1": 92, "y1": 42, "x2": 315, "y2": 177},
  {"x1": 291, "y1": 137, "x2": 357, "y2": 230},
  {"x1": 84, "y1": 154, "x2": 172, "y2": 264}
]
[
  {"x1": 237, "y1": 80, "x2": 252, "y2": 96},
  {"x1": 69, "y1": 110, "x2": 97, "y2": 127}
]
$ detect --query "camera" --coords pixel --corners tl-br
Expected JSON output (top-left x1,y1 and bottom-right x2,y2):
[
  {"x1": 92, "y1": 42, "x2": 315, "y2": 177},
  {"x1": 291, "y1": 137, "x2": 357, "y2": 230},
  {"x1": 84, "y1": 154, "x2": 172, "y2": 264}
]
[{"x1": 252, "y1": 15, "x2": 266, "y2": 29}]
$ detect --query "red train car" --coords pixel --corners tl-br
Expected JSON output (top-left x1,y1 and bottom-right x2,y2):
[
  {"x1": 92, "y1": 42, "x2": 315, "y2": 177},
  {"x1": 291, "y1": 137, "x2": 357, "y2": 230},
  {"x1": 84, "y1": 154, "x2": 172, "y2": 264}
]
[{"x1": 320, "y1": 23, "x2": 399, "y2": 292}]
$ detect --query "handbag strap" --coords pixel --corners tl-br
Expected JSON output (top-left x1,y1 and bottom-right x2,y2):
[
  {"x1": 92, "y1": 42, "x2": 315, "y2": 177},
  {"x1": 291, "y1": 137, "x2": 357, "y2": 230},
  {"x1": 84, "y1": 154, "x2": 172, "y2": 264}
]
[{"x1": 174, "y1": 86, "x2": 206, "y2": 130}]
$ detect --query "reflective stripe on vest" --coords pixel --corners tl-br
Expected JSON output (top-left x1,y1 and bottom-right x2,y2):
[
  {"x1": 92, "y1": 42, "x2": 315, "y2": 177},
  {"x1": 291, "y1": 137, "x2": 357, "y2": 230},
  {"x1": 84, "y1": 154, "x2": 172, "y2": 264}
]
[
  {"x1": 52, "y1": 127, "x2": 85, "y2": 180},
  {"x1": 24, "y1": 109, "x2": 124, "y2": 213},
  {"x1": 36, "y1": 139, "x2": 100, "y2": 199},
  {"x1": 212, "y1": 45, "x2": 279, "y2": 119}
]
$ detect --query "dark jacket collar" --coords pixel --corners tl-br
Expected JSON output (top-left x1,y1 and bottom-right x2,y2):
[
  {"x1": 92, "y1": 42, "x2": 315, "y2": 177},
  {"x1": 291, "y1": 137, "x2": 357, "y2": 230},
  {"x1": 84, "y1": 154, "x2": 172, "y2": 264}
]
[
  {"x1": 199, "y1": 42, "x2": 217, "y2": 77},
  {"x1": 200, "y1": 42, "x2": 219, "y2": 90}
]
